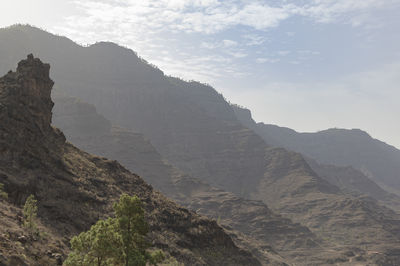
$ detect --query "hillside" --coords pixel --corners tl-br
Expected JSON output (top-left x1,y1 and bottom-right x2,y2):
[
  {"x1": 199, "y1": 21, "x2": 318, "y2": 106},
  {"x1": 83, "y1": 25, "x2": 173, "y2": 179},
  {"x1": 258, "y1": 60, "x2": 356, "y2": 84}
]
[{"x1": 0, "y1": 55, "x2": 260, "y2": 265}]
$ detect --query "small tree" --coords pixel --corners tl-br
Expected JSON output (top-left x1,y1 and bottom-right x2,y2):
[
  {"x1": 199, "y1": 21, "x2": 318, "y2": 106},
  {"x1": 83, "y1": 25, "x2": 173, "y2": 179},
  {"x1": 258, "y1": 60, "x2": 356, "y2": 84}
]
[
  {"x1": 0, "y1": 183, "x2": 7, "y2": 200},
  {"x1": 114, "y1": 194, "x2": 150, "y2": 266},
  {"x1": 65, "y1": 218, "x2": 123, "y2": 266},
  {"x1": 65, "y1": 194, "x2": 166, "y2": 266},
  {"x1": 23, "y1": 194, "x2": 38, "y2": 233}
]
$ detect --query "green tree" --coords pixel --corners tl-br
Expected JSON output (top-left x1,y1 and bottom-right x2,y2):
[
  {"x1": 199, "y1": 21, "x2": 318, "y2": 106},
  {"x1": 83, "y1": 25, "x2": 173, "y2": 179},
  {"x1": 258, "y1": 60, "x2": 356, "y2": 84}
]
[
  {"x1": 64, "y1": 194, "x2": 166, "y2": 266},
  {"x1": 113, "y1": 194, "x2": 150, "y2": 266},
  {"x1": 23, "y1": 194, "x2": 38, "y2": 233},
  {"x1": 0, "y1": 183, "x2": 7, "y2": 200},
  {"x1": 64, "y1": 218, "x2": 123, "y2": 266}
]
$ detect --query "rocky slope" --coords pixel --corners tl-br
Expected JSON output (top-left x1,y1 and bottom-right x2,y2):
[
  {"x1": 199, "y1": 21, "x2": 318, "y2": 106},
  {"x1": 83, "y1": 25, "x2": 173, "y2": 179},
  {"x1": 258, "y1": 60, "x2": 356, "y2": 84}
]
[{"x1": 0, "y1": 55, "x2": 260, "y2": 265}]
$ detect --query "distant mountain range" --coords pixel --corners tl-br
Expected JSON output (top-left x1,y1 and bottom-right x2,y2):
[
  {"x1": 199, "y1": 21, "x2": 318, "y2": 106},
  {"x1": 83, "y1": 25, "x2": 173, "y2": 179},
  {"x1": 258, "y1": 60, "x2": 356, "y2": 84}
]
[
  {"x1": 1, "y1": 24, "x2": 400, "y2": 265},
  {"x1": 233, "y1": 105, "x2": 400, "y2": 197}
]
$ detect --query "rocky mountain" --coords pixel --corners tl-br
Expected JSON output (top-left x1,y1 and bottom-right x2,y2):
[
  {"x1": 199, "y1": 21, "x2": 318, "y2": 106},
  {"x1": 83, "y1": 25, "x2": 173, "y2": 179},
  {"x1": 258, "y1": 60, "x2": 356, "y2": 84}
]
[
  {"x1": 233, "y1": 104, "x2": 400, "y2": 210},
  {"x1": 54, "y1": 95, "x2": 366, "y2": 265},
  {"x1": 0, "y1": 55, "x2": 261, "y2": 265},
  {"x1": 306, "y1": 159, "x2": 400, "y2": 213},
  {"x1": 2, "y1": 25, "x2": 400, "y2": 265},
  {"x1": 0, "y1": 25, "x2": 267, "y2": 198},
  {"x1": 234, "y1": 106, "x2": 400, "y2": 196}
]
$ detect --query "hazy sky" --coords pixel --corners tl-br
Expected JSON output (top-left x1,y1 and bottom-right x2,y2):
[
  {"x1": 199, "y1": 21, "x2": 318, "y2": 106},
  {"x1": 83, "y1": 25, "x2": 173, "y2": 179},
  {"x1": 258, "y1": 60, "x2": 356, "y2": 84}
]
[{"x1": 1, "y1": 0, "x2": 400, "y2": 148}]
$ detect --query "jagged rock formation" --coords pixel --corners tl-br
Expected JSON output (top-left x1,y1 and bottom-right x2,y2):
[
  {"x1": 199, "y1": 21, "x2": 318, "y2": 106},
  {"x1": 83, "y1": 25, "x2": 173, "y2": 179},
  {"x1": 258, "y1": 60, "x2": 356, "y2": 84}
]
[{"x1": 0, "y1": 55, "x2": 260, "y2": 265}]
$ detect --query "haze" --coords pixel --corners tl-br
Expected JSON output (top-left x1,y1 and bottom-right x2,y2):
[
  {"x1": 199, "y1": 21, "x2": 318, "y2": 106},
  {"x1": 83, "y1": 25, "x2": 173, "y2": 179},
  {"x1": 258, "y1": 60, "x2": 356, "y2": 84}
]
[{"x1": 1, "y1": 0, "x2": 399, "y2": 148}]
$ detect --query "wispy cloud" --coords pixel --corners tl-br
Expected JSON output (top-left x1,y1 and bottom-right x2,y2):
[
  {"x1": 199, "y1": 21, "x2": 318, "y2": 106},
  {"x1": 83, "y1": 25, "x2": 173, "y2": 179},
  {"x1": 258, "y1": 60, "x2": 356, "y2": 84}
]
[{"x1": 256, "y1": 57, "x2": 280, "y2": 64}]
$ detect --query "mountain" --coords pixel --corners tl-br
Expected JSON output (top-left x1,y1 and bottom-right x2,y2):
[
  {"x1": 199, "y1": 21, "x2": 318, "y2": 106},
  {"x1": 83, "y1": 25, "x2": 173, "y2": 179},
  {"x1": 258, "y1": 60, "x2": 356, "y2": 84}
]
[
  {"x1": 0, "y1": 25, "x2": 267, "y2": 198},
  {"x1": 2, "y1": 25, "x2": 400, "y2": 265},
  {"x1": 305, "y1": 159, "x2": 400, "y2": 213},
  {"x1": 234, "y1": 106, "x2": 400, "y2": 196},
  {"x1": 52, "y1": 95, "x2": 323, "y2": 265},
  {"x1": 233, "y1": 105, "x2": 400, "y2": 204},
  {"x1": 0, "y1": 55, "x2": 261, "y2": 265}
]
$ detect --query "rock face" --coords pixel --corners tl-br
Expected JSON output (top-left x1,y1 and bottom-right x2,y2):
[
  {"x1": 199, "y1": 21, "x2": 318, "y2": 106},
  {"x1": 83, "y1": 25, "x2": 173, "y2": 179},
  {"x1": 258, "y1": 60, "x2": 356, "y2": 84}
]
[{"x1": 0, "y1": 55, "x2": 260, "y2": 265}]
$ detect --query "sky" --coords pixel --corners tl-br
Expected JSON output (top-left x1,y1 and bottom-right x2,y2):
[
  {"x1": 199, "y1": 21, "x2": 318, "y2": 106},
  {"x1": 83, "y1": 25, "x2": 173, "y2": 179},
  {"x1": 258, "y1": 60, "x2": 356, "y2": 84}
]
[{"x1": 1, "y1": 0, "x2": 400, "y2": 148}]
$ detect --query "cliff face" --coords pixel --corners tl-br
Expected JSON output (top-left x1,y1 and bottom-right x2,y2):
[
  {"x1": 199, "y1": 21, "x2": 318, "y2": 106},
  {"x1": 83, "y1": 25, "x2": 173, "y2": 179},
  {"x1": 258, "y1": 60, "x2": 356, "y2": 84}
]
[{"x1": 0, "y1": 55, "x2": 260, "y2": 266}]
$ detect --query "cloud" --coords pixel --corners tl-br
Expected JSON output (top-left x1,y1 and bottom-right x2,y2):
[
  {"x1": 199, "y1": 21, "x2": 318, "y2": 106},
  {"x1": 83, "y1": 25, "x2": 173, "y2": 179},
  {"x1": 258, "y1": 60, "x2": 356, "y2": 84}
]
[
  {"x1": 229, "y1": 52, "x2": 248, "y2": 58},
  {"x1": 223, "y1": 39, "x2": 237, "y2": 47},
  {"x1": 57, "y1": 0, "x2": 398, "y2": 57},
  {"x1": 296, "y1": 0, "x2": 399, "y2": 26},
  {"x1": 256, "y1": 57, "x2": 280, "y2": 64},
  {"x1": 278, "y1": 50, "x2": 291, "y2": 56},
  {"x1": 242, "y1": 34, "x2": 267, "y2": 46}
]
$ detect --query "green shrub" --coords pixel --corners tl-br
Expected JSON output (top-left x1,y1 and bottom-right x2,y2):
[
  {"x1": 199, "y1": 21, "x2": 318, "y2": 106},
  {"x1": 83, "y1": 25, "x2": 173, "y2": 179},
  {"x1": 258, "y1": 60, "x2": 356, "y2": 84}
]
[
  {"x1": 0, "y1": 183, "x2": 7, "y2": 200},
  {"x1": 65, "y1": 218, "x2": 123, "y2": 266},
  {"x1": 23, "y1": 194, "x2": 38, "y2": 234}
]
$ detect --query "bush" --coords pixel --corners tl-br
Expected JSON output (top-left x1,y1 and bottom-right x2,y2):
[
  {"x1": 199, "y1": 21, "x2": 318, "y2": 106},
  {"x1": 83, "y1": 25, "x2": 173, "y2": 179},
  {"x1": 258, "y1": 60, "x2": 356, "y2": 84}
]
[
  {"x1": 23, "y1": 194, "x2": 38, "y2": 234},
  {"x1": 0, "y1": 183, "x2": 7, "y2": 200}
]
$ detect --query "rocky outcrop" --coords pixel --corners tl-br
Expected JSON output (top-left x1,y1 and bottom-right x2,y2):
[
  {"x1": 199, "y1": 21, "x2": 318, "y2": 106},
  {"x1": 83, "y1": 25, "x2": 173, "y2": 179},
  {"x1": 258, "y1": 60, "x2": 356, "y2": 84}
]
[
  {"x1": 0, "y1": 54, "x2": 65, "y2": 169},
  {"x1": 0, "y1": 55, "x2": 260, "y2": 265}
]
